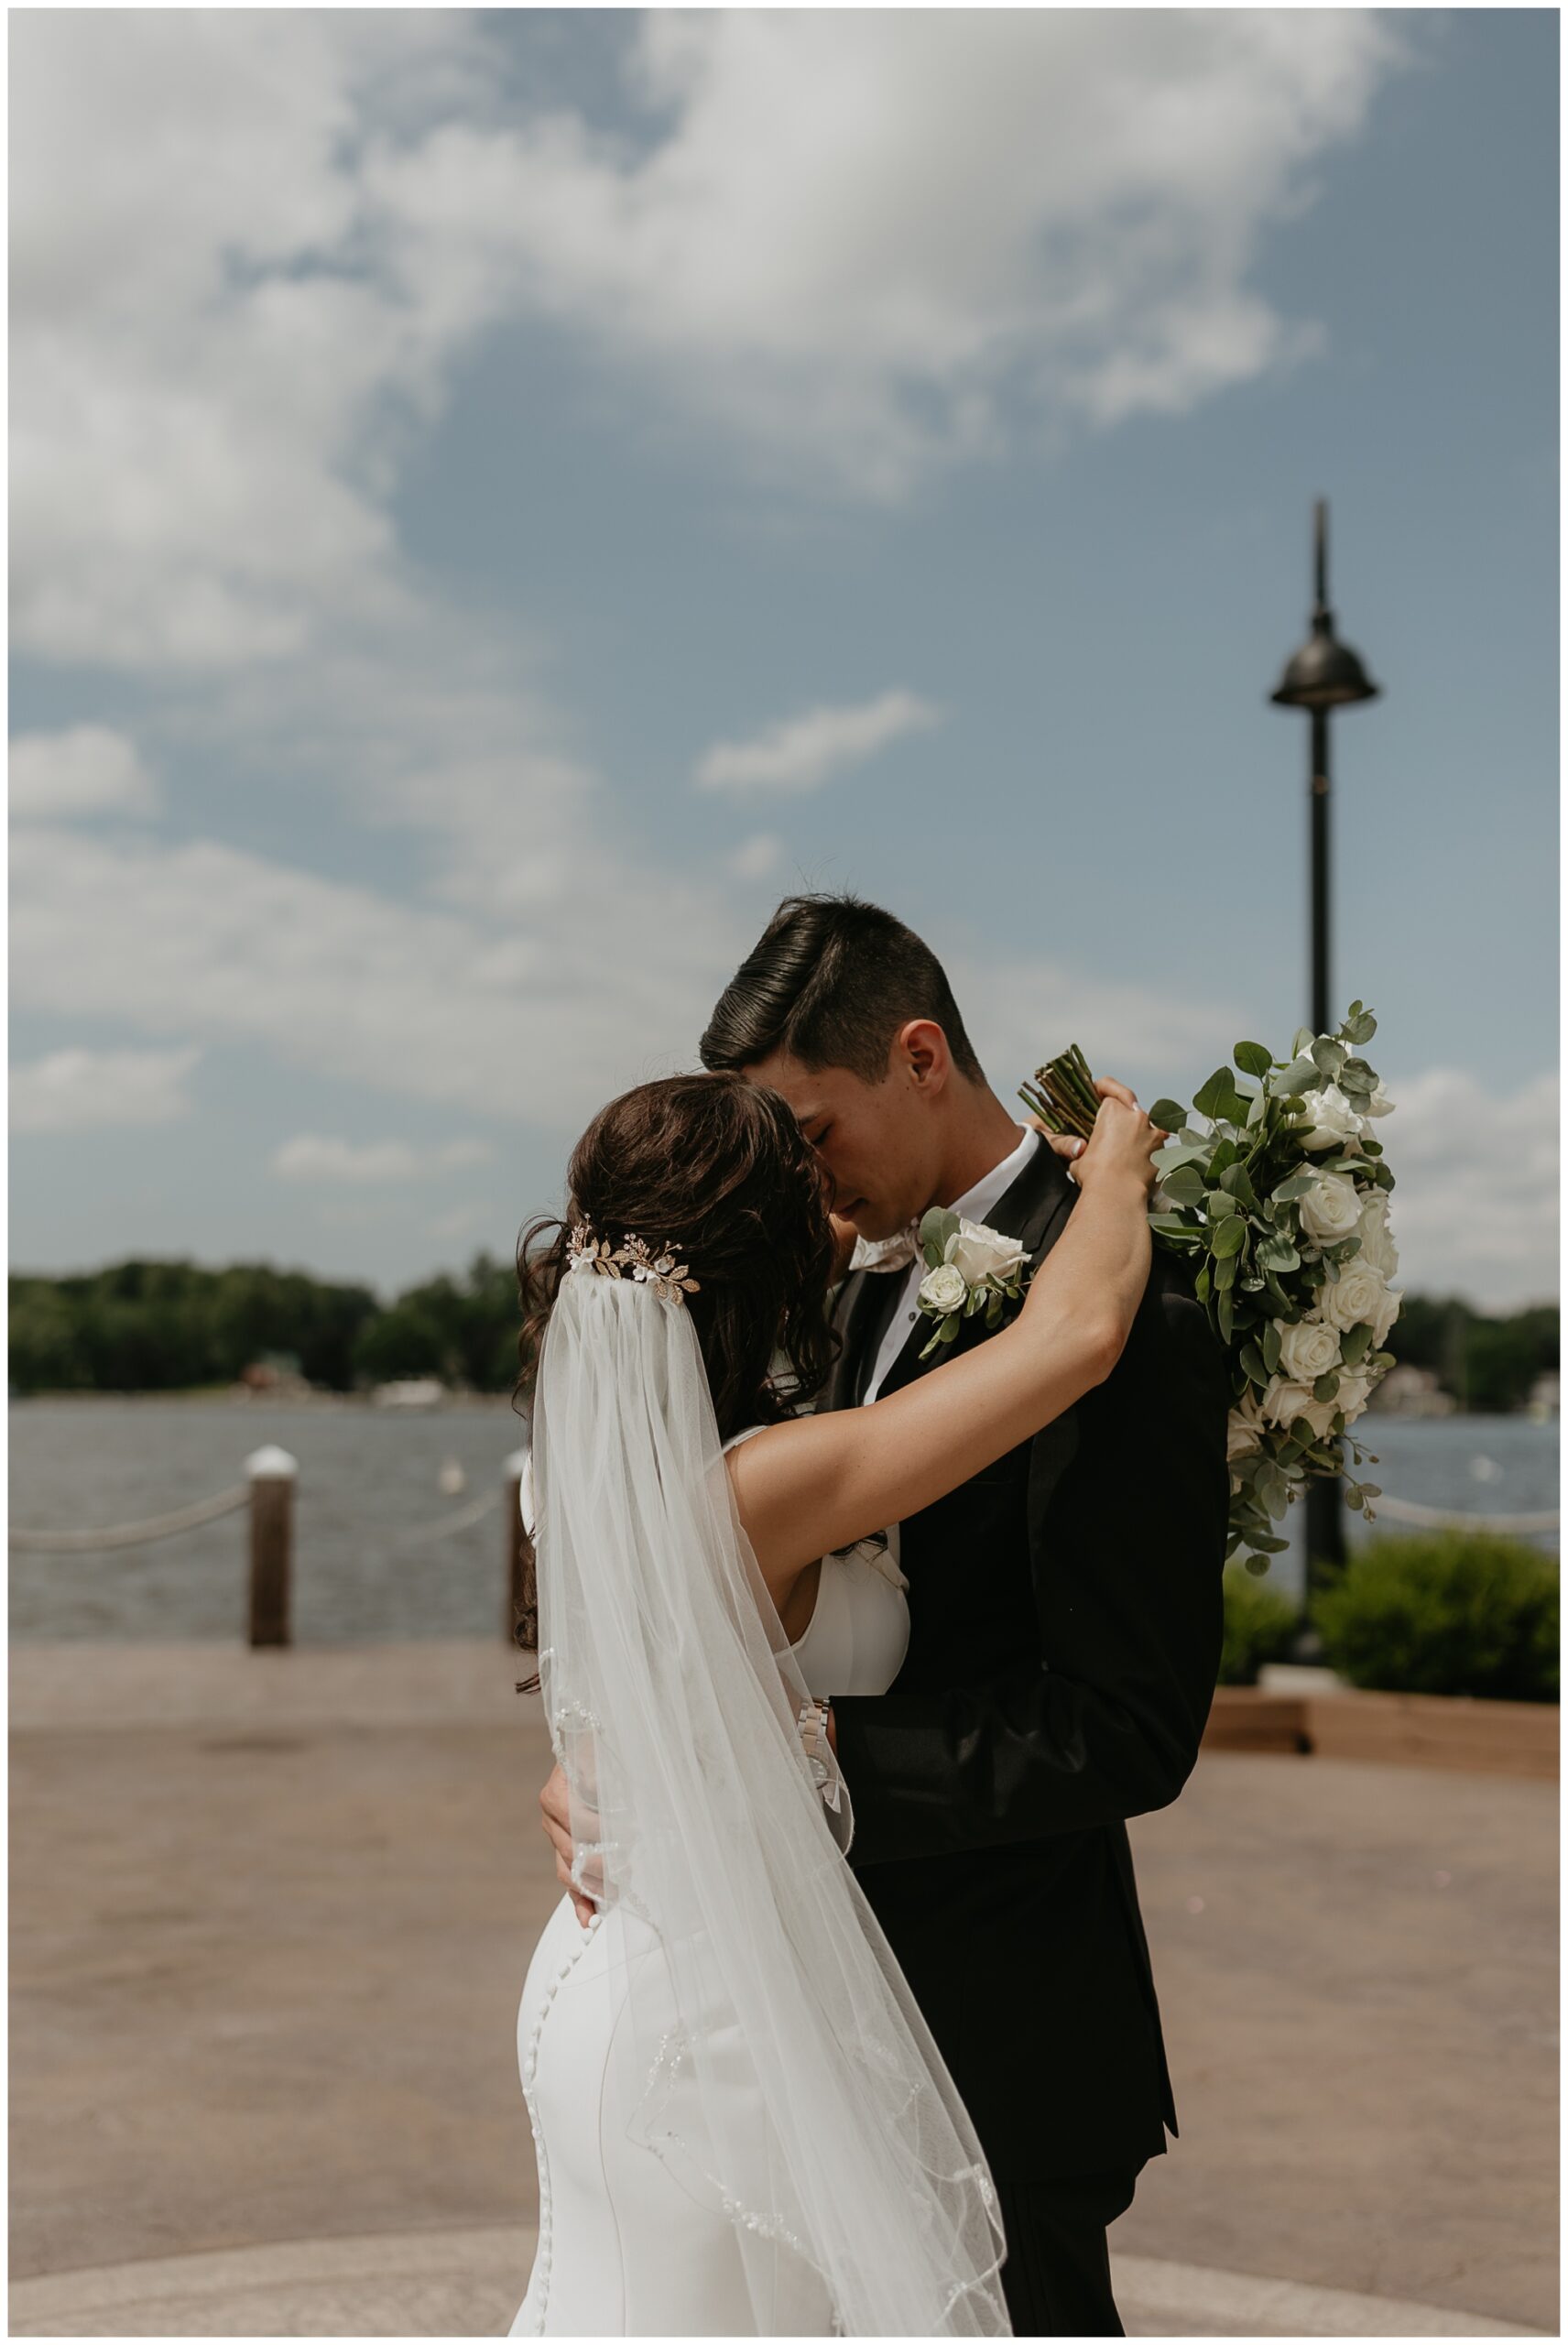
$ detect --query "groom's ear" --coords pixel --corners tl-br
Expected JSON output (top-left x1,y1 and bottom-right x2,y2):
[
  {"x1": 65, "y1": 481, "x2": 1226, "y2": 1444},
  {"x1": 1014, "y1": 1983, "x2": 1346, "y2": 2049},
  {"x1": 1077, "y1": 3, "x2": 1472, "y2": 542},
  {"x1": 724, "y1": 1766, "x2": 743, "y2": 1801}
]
[{"x1": 893, "y1": 1019, "x2": 953, "y2": 1096}]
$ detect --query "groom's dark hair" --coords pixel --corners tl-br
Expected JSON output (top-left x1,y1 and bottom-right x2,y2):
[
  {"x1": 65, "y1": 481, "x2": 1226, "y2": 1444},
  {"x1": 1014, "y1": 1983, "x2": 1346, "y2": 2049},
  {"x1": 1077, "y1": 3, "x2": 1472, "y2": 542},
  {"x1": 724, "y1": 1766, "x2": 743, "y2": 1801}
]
[{"x1": 700, "y1": 891, "x2": 985, "y2": 1086}]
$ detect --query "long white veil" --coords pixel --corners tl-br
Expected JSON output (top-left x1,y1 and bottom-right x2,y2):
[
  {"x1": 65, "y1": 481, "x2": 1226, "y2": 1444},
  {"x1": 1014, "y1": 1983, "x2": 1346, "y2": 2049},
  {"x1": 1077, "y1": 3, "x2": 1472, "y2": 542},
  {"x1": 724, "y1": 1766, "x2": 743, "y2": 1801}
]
[{"x1": 531, "y1": 1258, "x2": 1009, "y2": 2336}]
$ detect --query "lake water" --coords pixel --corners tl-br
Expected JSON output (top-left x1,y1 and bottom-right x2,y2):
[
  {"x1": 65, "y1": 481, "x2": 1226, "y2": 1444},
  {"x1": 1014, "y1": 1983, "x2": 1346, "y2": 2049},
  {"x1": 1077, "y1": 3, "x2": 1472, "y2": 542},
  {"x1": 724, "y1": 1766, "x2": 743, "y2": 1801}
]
[{"x1": 7, "y1": 1396, "x2": 1559, "y2": 1641}]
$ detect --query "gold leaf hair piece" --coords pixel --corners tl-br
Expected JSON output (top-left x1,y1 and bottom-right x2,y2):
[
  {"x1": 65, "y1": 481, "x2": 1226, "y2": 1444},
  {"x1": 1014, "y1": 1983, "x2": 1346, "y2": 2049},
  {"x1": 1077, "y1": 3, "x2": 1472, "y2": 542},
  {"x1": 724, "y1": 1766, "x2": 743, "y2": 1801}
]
[{"x1": 566, "y1": 1219, "x2": 701, "y2": 1307}]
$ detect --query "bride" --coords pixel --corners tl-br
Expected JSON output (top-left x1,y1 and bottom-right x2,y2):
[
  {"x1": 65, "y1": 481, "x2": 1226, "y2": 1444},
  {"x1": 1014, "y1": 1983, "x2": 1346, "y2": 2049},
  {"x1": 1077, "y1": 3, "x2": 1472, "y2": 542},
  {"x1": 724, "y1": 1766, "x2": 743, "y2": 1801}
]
[{"x1": 507, "y1": 1068, "x2": 1162, "y2": 2336}]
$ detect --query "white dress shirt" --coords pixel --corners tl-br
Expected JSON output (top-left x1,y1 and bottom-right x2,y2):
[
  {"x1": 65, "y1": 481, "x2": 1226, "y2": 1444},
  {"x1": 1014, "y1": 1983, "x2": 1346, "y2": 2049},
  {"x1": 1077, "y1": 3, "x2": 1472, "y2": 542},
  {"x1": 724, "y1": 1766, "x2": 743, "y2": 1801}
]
[{"x1": 861, "y1": 1122, "x2": 1041, "y2": 1404}]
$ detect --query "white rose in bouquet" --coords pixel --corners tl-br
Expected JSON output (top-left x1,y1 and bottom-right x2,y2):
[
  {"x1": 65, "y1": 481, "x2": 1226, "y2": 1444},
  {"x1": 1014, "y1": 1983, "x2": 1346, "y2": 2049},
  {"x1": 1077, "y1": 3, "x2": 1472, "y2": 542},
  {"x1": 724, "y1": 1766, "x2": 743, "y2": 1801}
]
[
  {"x1": 1226, "y1": 1389, "x2": 1267, "y2": 1462},
  {"x1": 1368, "y1": 1282, "x2": 1402, "y2": 1348},
  {"x1": 1320, "y1": 1261, "x2": 1400, "y2": 1347},
  {"x1": 1333, "y1": 1366, "x2": 1377, "y2": 1424},
  {"x1": 919, "y1": 1263, "x2": 968, "y2": 1315},
  {"x1": 949, "y1": 1217, "x2": 1027, "y2": 1288},
  {"x1": 1276, "y1": 1317, "x2": 1341, "y2": 1384},
  {"x1": 1299, "y1": 1082, "x2": 1369, "y2": 1152},
  {"x1": 1299, "y1": 1170, "x2": 1363, "y2": 1246},
  {"x1": 1260, "y1": 1374, "x2": 1338, "y2": 1442},
  {"x1": 1318, "y1": 1260, "x2": 1383, "y2": 1332},
  {"x1": 1356, "y1": 1193, "x2": 1400, "y2": 1279}
]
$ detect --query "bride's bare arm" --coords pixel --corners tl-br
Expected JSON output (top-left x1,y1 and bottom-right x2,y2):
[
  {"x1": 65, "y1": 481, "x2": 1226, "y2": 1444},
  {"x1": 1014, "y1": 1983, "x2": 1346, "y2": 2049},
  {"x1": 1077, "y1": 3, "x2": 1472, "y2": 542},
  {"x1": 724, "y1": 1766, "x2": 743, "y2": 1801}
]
[{"x1": 729, "y1": 1098, "x2": 1164, "y2": 1598}]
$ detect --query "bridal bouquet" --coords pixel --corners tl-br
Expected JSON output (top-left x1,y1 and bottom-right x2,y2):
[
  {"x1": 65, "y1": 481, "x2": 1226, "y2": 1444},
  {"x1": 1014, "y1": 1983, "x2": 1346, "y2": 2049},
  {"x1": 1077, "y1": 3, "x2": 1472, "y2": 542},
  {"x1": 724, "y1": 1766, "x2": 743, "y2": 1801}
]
[{"x1": 1020, "y1": 1009, "x2": 1399, "y2": 1572}]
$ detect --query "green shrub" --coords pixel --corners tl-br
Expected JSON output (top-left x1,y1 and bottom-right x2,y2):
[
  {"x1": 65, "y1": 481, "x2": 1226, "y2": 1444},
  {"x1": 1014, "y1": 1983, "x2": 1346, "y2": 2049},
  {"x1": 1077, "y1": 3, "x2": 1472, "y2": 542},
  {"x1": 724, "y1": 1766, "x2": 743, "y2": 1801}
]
[
  {"x1": 1312, "y1": 1532, "x2": 1560, "y2": 1703},
  {"x1": 1220, "y1": 1564, "x2": 1300, "y2": 1685}
]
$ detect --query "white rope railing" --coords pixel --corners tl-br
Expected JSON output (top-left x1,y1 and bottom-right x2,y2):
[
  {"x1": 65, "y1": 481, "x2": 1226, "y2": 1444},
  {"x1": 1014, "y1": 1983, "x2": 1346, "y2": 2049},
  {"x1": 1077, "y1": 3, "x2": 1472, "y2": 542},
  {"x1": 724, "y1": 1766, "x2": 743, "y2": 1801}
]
[
  {"x1": 1365, "y1": 1492, "x2": 1560, "y2": 1536},
  {"x1": 9, "y1": 1482, "x2": 250, "y2": 1553},
  {"x1": 10, "y1": 1481, "x2": 505, "y2": 1556},
  {"x1": 11, "y1": 1447, "x2": 532, "y2": 1649},
  {"x1": 387, "y1": 1487, "x2": 500, "y2": 1545}
]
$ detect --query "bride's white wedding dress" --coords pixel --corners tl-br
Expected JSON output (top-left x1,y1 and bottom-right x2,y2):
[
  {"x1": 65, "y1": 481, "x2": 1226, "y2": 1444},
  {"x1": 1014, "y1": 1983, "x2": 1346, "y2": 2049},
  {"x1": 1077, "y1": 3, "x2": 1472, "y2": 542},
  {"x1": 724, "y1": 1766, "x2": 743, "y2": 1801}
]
[{"x1": 509, "y1": 1425, "x2": 910, "y2": 2336}]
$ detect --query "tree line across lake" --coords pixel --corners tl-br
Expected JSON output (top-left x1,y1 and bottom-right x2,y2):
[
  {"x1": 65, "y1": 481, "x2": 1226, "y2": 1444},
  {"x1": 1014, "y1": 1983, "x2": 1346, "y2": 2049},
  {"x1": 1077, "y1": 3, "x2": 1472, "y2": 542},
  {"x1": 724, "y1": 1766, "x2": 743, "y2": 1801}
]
[
  {"x1": 8, "y1": 1255, "x2": 520, "y2": 1397},
  {"x1": 6, "y1": 1255, "x2": 1560, "y2": 1412}
]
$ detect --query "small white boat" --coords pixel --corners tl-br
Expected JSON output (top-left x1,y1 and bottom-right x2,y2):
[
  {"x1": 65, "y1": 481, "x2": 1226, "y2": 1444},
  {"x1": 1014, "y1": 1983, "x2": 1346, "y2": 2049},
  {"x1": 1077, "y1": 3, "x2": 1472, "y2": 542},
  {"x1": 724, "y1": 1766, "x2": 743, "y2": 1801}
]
[{"x1": 372, "y1": 1377, "x2": 444, "y2": 1409}]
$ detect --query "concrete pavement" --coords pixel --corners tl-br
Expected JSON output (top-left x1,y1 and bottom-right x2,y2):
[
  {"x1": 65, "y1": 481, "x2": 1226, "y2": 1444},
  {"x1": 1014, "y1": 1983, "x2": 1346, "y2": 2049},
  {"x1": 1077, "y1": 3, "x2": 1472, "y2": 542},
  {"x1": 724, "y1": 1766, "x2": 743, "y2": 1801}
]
[
  {"x1": 9, "y1": 1639, "x2": 1558, "y2": 2336},
  {"x1": 6, "y1": 2229, "x2": 1546, "y2": 2337}
]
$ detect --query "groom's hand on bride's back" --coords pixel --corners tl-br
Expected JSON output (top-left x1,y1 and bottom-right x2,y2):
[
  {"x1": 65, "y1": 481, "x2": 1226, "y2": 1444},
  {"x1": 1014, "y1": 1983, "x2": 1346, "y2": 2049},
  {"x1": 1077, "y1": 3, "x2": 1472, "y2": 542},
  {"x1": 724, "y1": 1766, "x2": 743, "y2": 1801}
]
[{"x1": 539, "y1": 1760, "x2": 601, "y2": 1927}]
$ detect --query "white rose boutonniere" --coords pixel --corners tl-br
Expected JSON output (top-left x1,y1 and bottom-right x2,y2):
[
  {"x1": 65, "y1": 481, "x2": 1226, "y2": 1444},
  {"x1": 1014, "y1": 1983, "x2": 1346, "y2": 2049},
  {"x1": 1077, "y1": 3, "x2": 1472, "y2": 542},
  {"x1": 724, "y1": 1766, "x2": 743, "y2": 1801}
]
[
  {"x1": 950, "y1": 1217, "x2": 1027, "y2": 1289},
  {"x1": 914, "y1": 1207, "x2": 1030, "y2": 1358},
  {"x1": 918, "y1": 1263, "x2": 968, "y2": 1317}
]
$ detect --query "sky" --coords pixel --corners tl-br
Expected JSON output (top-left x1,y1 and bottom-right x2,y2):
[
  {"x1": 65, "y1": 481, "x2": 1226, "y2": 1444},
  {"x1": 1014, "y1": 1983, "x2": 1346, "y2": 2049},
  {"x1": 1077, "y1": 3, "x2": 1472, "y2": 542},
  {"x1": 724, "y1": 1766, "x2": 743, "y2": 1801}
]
[{"x1": 10, "y1": 7, "x2": 1559, "y2": 1311}]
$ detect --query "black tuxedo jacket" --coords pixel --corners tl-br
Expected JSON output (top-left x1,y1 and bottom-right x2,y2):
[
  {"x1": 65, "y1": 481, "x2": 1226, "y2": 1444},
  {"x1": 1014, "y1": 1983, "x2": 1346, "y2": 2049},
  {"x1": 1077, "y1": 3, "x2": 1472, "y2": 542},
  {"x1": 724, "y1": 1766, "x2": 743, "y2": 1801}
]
[{"x1": 822, "y1": 1139, "x2": 1230, "y2": 2180}]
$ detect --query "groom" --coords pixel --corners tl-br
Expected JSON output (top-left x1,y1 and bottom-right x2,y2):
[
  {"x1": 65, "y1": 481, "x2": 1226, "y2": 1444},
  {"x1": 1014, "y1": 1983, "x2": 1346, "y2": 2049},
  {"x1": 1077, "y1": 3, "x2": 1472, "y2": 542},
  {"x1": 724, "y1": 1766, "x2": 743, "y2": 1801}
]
[
  {"x1": 702, "y1": 891, "x2": 1229, "y2": 2338},
  {"x1": 539, "y1": 890, "x2": 1230, "y2": 2337}
]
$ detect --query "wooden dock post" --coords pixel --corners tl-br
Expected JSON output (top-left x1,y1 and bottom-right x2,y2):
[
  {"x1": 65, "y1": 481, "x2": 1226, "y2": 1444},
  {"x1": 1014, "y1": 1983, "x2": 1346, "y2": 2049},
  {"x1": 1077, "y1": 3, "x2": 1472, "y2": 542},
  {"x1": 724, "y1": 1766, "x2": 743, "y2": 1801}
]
[
  {"x1": 245, "y1": 1446, "x2": 298, "y2": 1649},
  {"x1": 504, "y1": 1447, "x2": 534, "y2": 1652}
]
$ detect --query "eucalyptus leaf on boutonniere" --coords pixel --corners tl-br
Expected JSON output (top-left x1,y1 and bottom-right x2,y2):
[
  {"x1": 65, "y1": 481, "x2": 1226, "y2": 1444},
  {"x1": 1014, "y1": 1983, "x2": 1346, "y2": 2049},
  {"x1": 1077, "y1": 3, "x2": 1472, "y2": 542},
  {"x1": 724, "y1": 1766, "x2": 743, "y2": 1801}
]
[{"x1": 915, "y1": 1209, "x2": 1029, "y2": 1358}]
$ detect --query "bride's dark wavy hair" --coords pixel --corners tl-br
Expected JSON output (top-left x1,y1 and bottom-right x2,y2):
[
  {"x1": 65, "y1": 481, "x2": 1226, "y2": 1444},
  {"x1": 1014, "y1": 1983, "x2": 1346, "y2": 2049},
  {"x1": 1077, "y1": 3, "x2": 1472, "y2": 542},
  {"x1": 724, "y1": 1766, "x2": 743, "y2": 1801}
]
[{"x1": 510, "y1": 1071, "x2": 839, "y2": 1683}]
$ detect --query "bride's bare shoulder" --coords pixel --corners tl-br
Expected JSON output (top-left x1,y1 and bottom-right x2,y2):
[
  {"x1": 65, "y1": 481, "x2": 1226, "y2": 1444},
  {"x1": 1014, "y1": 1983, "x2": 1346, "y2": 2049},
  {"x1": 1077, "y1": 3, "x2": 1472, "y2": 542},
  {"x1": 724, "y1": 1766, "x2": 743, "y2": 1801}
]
[
  {"x1": 723, "y1": 1412, "x2": 830, "y2": 1532},
  {"x1": 724, "y1": 1416, "x2": 803, "y2": 1486}
]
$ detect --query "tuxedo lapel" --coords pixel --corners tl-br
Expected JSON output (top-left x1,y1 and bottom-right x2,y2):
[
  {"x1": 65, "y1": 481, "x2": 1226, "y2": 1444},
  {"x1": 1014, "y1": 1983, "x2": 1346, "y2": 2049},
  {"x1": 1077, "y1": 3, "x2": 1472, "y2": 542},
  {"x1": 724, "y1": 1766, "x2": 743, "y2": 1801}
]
[
  {"x1": 875, "y1": 1141, "x2": 1080, "y2": 1405},
  {"x1": 816, "y1": 1266, "x2": 898, "y2": 1415}
]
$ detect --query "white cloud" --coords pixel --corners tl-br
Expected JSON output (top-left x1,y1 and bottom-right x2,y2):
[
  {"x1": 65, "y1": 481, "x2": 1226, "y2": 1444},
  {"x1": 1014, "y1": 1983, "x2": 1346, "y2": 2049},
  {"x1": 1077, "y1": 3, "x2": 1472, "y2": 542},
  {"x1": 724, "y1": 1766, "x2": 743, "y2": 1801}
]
[
  {"x1": 696, "y1": 690, "x2": 941, "y2": 795},
  {"x1": 10, "y1": 818, "x2": 746, "y2": 1136},
  {"x1": 271, "y1": 1134, "x2": 494, "y2": 1184},
  {"x1": 1372, "y1": 1068, "x2": 1558, "y2": 1312},
  {"x1": 430, "y1": 1202, "x2": 495, "y2": 1244},
  {"x1": 10, "y1": 11, "x2": 1413, "y2": 682},
  {"x1": 727, "y1": 834, "x2": 785, "y2": 880},
  {"x1": 365, "y1": 11, "x2": 1409, "y2": 496},
  {"x1": 11, "y1": 1044, "x2": 200, "y2": 1133},
  {"x1": 10, "y1": 14, "x2": 496, "y2": 671},
  {"x1": 10, "y1": 725, "x2": 160, "y2": 821},
  {"x1": 12, "y1": 813, "x2": 1265, "y2": 1178},
  {"x1": 957, "y1": 954, "x2": 1250, "y2": 1097},
  {"x1": 9, "y1": 11, "x2": 771, "y2": 1161},
  {"x1": 9, "y1": 7, "x2": 1449, "y2": 1304},
  {"x1": 6, "y1": 7, "x2": 1416, "y2": 1168}
]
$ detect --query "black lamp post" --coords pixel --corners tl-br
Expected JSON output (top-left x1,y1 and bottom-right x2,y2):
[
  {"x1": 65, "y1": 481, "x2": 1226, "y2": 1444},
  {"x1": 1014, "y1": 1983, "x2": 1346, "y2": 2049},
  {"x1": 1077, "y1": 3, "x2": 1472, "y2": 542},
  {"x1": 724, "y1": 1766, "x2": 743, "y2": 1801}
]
[{"x1": 1269, "y1": 497, "x2": 1381, "y2": 1604}]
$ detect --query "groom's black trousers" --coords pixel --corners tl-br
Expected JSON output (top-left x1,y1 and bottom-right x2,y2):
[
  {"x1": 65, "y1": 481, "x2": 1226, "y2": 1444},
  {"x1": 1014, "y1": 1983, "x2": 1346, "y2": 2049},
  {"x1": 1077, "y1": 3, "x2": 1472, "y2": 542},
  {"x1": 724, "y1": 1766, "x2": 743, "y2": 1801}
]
[{"x1": 992, "y1": 2163, "x2": 1142, "y2": 2338}]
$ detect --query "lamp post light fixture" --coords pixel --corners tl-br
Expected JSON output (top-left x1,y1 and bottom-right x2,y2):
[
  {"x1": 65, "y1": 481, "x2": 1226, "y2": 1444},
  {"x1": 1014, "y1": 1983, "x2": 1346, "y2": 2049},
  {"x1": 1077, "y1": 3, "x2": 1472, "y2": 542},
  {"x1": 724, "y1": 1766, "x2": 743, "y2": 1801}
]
[{"x1": 1269, "y1": 496, "x2": 1381, "y2": 1606}]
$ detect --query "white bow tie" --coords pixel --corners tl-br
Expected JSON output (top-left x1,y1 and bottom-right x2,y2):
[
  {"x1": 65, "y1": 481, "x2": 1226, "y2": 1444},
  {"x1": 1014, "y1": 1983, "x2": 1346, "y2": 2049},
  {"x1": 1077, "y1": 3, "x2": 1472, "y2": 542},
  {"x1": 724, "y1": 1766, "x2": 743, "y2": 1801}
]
[{"x1": 847, "y1": 1222, "x2": 921, "y2": 1275}]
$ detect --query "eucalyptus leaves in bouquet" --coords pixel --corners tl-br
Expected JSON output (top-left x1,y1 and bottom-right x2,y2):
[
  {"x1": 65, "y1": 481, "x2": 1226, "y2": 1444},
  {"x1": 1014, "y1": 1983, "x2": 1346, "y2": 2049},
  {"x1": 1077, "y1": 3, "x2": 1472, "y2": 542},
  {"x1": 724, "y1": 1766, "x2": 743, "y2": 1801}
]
[{"x1": 1021, "y1": 1010, "x2": 1399, "y2": 1572}]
